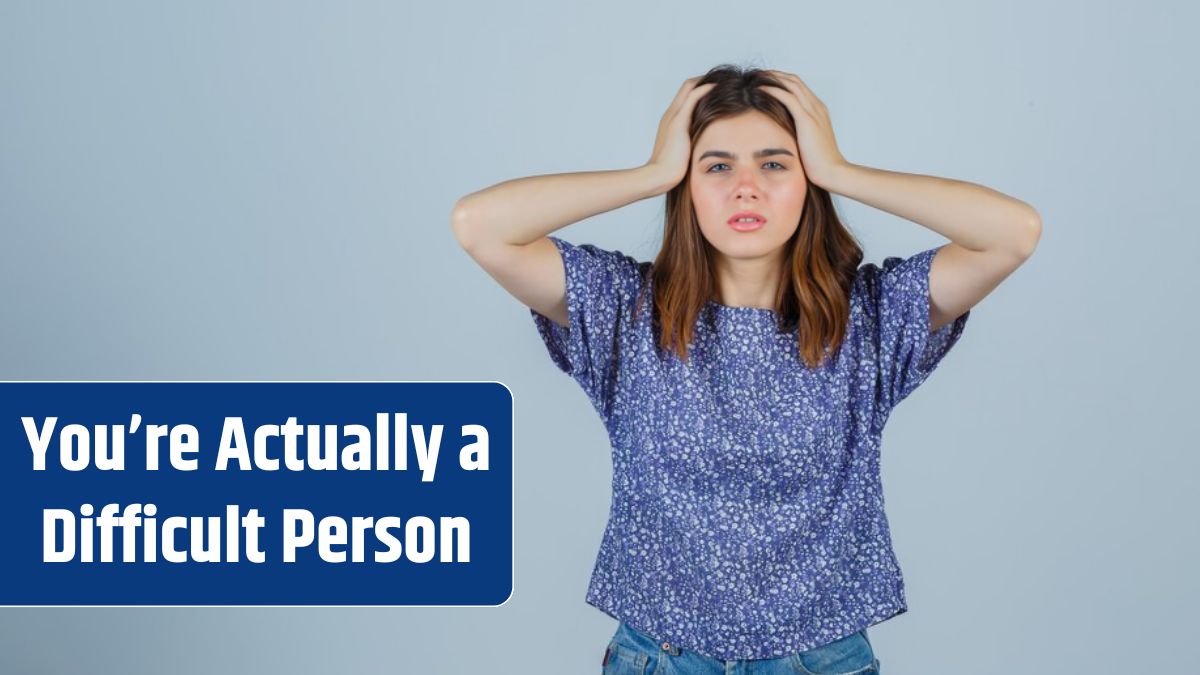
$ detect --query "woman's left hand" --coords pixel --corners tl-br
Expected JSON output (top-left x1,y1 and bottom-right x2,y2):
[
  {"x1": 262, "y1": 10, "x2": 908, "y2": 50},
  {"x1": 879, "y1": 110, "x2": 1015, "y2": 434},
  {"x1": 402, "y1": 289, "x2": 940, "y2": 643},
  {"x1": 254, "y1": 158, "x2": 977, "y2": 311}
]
[{"x1": 757, "y1": 70, "x2": 848, "y2": 190}]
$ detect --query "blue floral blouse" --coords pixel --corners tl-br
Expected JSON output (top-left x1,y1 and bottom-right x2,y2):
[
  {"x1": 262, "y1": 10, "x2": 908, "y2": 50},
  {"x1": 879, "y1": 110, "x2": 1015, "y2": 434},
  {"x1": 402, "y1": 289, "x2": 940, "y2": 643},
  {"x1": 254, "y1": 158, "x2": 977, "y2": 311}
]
[{"x1": 529, "y1": 235, "x2": 970, "y2": 660}]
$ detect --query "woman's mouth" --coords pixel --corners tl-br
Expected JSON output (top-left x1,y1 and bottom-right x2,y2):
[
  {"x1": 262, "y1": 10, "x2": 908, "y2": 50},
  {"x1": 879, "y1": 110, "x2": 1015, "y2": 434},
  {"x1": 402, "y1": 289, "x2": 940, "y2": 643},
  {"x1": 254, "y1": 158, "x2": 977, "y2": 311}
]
[{"x1": 728, "y1": 212, "x2": 766, "y2": 232}]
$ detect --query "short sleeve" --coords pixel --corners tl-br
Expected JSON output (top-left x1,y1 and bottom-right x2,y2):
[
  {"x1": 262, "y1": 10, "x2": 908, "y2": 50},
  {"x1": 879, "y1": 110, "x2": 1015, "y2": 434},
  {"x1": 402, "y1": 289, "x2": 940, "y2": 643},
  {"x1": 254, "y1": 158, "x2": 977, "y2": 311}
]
[
  {"x1": 529, "y1": 235, "x2": 645, "y2": 416},
  {"x1": 856, "y1": 245, "x2": 970, "y2": 426}
]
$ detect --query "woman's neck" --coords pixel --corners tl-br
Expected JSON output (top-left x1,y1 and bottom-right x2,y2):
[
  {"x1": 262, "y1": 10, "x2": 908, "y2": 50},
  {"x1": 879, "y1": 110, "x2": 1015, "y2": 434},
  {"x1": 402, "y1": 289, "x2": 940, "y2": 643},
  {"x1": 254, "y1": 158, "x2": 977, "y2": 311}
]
[{"x1": 711, "y1": 249, "x2": 785, "y2": 309}]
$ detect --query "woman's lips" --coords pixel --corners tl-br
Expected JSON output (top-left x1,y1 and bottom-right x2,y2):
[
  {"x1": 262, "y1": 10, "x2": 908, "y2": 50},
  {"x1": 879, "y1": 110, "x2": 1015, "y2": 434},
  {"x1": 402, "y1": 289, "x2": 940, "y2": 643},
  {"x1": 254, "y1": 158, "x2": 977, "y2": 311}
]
[
  {"x1": 729, "y1": 220, "x2": 764, "y2": 232},
  {"x1": 728, "y1": 212, "x2": 766, "y2": 232}
]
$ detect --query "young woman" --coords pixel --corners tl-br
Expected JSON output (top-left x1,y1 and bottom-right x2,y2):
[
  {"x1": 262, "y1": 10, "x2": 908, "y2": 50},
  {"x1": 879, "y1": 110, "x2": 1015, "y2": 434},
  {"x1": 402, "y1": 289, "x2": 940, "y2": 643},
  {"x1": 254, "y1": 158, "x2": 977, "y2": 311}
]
[{"x1": 451, "y1": 64, "x2": 1040, "y2": 675}]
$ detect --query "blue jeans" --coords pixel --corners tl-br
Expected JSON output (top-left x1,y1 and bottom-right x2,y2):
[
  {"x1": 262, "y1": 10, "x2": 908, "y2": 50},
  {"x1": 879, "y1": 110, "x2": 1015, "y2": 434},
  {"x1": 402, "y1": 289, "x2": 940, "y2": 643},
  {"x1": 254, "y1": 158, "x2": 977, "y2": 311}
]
[{"x1": 601, "y1": 621, "x2": 881, "y2": 675}]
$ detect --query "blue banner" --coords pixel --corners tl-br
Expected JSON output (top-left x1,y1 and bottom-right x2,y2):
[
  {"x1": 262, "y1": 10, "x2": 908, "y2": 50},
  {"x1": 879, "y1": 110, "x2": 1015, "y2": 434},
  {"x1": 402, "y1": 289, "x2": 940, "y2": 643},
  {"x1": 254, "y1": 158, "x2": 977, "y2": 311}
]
[{"x1": 0, "y1": 381, "x2": 513, "y2": 606}]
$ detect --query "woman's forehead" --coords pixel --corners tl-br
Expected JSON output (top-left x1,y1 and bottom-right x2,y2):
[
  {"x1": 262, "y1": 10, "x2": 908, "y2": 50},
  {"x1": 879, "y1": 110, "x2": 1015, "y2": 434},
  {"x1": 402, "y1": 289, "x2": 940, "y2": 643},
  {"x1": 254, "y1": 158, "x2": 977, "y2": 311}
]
[{"x1": 696, "y1": 112, "x2": 795, "y2": 154}]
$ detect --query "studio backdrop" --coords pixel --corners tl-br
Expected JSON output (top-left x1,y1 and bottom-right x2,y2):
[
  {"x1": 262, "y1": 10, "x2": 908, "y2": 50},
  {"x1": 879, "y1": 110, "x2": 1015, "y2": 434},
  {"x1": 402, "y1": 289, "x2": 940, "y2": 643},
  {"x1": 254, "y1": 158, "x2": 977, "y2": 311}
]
[{"x1": 1, "y1": 2, "x2": 1195, "y2": 674}]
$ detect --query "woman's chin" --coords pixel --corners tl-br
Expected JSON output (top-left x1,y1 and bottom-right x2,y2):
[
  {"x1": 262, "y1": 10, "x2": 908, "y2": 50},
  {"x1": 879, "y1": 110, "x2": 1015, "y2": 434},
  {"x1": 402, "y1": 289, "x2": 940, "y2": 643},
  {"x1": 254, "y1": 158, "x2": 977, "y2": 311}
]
[{"x1": 709, "y1": 236, "x2": 788, "y2": 261}]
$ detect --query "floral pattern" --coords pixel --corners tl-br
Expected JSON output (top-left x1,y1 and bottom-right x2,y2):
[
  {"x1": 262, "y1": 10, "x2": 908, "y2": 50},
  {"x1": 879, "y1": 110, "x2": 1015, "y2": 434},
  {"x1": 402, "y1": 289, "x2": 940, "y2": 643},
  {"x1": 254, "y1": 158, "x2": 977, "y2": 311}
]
[{"x1": 530, "y1": 235, "x2": 969, "y2": 660}]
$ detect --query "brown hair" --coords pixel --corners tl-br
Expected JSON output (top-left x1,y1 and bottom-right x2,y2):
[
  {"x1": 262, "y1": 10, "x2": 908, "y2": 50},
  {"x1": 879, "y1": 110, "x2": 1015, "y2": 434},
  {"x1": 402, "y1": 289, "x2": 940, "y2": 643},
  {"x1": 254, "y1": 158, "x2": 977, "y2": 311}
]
[{"x1": 632, "y1": 64, "x2": 865, "y2": 369}]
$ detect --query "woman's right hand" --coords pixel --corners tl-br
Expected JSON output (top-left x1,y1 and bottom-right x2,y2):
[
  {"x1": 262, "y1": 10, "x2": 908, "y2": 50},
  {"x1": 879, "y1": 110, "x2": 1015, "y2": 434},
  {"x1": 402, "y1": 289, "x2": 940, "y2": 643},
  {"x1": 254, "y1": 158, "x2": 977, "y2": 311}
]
[{"x1": 643, "y1": 78, "x2": 716, "y2": 192}]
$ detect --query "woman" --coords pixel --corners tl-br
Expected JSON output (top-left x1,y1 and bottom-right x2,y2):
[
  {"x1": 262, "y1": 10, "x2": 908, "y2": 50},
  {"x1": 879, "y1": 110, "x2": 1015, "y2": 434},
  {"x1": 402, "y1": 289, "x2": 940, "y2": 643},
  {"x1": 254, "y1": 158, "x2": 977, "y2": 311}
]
[{"x1": 451, "y1": 64, "x2": 1040, "y2": 674}]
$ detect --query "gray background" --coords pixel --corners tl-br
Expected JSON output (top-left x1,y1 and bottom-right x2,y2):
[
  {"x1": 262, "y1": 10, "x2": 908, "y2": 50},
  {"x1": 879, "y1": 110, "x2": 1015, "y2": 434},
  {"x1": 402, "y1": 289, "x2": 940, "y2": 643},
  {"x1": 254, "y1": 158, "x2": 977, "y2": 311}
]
[{"x1": 2, "y1": 1, "x2": 1196, "y2": 673}]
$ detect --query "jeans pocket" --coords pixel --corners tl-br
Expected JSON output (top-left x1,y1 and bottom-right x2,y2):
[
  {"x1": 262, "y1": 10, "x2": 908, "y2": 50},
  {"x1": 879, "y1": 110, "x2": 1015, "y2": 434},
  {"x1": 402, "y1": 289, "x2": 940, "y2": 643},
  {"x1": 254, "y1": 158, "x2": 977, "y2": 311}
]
[
  {"x1": 789, "y1": 629, "x2": 879, "y2": 675},
  {"x1": 602, "y1": 640, "x2": 659, "y2": 675}
]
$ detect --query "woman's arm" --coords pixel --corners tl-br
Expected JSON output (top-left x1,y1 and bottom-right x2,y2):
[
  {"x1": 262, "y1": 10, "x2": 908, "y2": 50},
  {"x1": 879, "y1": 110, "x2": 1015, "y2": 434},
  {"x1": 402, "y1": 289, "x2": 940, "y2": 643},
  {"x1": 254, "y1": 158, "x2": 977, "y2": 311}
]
[
  {"x1": 822, "y1": 162, "x2": 1041, "y2": 257},
  {"x1": 450, "y1": 165, "x2": 674, "y2": 251},
  {"x1": 756, "y1": 69, "x2": 1041, "y2": 333},
  {"x1": 449, "y1": 78, "x2": 711, "y2": 326},
  {"x1": 823, "y1": 162, "x2": 1042, "y2": 332},
  {"x1": 448, "y1": 165, "x2": 674, "y2": 327},
  {"x1": 451, "y1": 78, "x2": 713, "y2": 251}
]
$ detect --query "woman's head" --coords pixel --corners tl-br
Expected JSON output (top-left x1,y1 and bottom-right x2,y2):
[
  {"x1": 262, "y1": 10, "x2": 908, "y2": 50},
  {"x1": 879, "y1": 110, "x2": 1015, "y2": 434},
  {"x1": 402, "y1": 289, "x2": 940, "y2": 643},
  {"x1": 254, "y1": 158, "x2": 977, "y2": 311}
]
[
  {"x1": 639, "y1": 64, "x2": 865, "y2": 369},
  {"x1": 688, "y1": 74, "x2": 808, "y2": 267}
]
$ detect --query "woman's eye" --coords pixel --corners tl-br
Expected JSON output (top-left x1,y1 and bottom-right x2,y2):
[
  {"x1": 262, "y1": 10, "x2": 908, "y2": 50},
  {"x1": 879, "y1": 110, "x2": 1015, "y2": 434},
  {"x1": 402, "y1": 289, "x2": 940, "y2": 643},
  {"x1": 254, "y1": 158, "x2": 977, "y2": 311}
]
[{"x1": 706, "y1": 161, "x2": 786, "y2": 173}]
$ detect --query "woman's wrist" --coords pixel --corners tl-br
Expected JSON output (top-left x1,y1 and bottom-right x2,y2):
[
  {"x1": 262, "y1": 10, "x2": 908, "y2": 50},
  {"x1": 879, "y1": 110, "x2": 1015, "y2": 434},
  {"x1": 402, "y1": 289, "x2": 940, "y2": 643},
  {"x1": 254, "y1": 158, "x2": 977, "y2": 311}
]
[{"x1": 635, "y1": 162, "x2": 684, "y2": 197}]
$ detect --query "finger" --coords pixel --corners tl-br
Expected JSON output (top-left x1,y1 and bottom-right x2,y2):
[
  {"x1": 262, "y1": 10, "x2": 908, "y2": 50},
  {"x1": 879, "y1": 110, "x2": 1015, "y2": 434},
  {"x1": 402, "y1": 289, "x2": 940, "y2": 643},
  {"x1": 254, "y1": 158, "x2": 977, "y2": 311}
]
[
  {"x1": 660, "y1": 78, "x2": 700, "y2": 127},
  {"x1": 789, "y1": 77, "x2": 826, "y2": 114},
  {"x1": 772, "y1": 72, "x2": 826, "y2": 114},
  {"x1": 668, "y1": 77, "x2": 703, "y2": 111},
  {"x1": 659, "y1": 81, "x2": 714, "y2": 138},
  {"x1": 758, "y1": 83, "x2": 815, "y2": 123},
  {"x1": 764, "y1": 70, "x2": 802, "y2": 89},
  {"x1": 672, "y1": 82, "x2": 715, "y2": 124},
  {"x1": 676, "y1": 81, "x2": 715, "y2": 110}
]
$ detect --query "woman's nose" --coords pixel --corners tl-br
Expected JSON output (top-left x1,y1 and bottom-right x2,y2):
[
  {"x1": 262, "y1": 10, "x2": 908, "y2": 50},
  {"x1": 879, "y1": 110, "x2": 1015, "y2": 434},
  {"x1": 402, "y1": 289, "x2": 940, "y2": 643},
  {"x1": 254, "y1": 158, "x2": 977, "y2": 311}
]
[{"x1": 734, "y1": 172, "x2": 762, "y2": 197}]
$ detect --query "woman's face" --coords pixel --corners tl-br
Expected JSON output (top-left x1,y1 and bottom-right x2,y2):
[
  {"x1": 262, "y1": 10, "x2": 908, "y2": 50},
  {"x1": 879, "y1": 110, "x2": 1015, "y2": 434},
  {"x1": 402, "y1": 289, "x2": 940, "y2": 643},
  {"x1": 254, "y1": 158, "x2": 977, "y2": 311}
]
[{"x1": 688, "y1": 110, "x2": 807, "y2": 263}]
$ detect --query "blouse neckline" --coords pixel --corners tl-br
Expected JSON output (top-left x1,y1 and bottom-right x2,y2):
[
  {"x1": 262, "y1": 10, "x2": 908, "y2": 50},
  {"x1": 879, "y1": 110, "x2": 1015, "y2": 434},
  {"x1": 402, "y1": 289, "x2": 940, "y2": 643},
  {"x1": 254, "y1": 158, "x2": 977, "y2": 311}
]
[
  {"x1": 704, "y1": 299, "x2": 779, "y2": 317},
  {"x1": 703, "y1": 300, "x2": 784, "y2": 334}
]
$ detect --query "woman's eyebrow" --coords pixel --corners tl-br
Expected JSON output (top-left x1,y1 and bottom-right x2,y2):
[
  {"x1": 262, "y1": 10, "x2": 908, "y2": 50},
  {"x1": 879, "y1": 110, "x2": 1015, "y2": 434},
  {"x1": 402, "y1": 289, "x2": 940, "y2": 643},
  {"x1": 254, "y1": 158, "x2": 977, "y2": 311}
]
[{"x1": 697, "y1": 148, "x2": 795, "y2": 161}]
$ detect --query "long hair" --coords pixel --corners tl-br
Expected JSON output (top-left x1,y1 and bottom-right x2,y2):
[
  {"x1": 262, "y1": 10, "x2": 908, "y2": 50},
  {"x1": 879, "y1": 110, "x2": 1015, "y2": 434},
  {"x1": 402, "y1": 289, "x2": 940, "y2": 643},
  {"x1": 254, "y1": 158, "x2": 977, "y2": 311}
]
[{"x1": 632, "y1": 64, "x2": 865, "y2": 369}]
